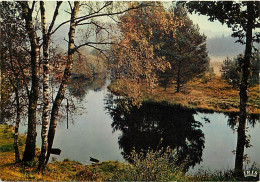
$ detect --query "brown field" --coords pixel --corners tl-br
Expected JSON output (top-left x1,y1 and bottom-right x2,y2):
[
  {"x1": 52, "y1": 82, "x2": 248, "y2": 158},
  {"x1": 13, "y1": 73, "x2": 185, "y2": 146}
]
[
  {"x1": 210, "y1": 61, "x2": 223, "y2": 76},
  {"x1": 109, "y1": 76, "x2": 260, "y2": 114}
]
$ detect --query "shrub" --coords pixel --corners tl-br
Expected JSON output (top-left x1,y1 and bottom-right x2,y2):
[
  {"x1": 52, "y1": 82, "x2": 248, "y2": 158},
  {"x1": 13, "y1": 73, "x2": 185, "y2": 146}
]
[
  {"x1": 114, "y1": 147, "x2": 186, "y2": 181},
  {"x1": 221, "y1": 51, "x2": 259, "y2": 87},
  {"x1": 220, "y1": 56, "x2": 241, "y2": 87}
]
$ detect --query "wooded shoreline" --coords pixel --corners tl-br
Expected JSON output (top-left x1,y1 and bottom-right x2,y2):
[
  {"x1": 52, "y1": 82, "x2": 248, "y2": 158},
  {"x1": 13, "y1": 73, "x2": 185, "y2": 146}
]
[{"x1": 108, "y1": 76, "x2": 260, "y2": 115}]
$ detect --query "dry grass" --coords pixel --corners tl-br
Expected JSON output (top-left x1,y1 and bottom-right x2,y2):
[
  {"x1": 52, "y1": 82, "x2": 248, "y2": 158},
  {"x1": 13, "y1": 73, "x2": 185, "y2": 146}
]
[
  {"x1": 0, "y1": 125, "x2": 84, "y2": 181},
  {"x1": 148, "y1": 76, "x2": 259, "y2": 114},
  {"x1": 0, "y1": 125, "x2": 126, "y2": 181},
  {"x1": 110, "y1": 76, "x2": 260, "y2": 114},
  {"x1": 210, "y1": 60, "x2": 223, "y2": 76}
]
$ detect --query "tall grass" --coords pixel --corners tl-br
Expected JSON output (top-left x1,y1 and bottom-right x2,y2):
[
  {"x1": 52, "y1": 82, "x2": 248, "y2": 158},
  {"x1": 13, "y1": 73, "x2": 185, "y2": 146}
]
[{"x1": 112, "y1": 147, "x2": 186, "y2": 181}]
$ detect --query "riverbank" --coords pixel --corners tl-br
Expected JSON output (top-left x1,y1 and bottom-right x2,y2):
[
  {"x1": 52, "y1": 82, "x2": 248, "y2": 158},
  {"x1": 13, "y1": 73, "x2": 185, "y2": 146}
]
[
  {"x1": 0, "y1": 125, "x2": 124, "y2": 181},
  {"x1": 108, "y1": 76, "x2": 260, "y2": 114},
  {"x1": 0, "y1": 124, "x2": 258, "y2": 181}
]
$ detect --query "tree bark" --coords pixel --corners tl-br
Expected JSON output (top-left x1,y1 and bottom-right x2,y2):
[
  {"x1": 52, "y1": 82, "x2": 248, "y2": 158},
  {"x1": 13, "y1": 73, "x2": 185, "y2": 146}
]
[
  {"x1": 176, "y1": 59, "x2": 181, "y2": 92},
  {"x1": 19, "y1": 2, "x2": 40, "y2": 162},
  {"x1": 0, "y1": 23, "x2": 3, "y2": 124},
  {"x1": 14, "y1": 88, "x2": 21, "y2": 163},
  {"x1": 45, "y1": 1, "x2": 80, "y2": 164},
  {"x1": 235, "y1": 2, "x2": 254, "y2": 173},
  {"x1": 38, "y1": 1, "x2": 50, "y2": 171}
]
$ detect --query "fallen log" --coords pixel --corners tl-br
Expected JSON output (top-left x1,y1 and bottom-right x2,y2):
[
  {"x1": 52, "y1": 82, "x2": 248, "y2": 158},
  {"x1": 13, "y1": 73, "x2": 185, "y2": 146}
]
[
  {"x1": 50, "y1": 148, "x2": 61, "y2": 155},
  {"x1": 90, "y1": 157, "x2": 99, "y2": 163}
]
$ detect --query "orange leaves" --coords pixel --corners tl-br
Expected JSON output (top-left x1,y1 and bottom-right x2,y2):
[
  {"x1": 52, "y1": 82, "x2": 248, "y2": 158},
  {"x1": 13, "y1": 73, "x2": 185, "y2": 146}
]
[{"x1": 109, "y1": 2, "x2": 184, "y2": 104}]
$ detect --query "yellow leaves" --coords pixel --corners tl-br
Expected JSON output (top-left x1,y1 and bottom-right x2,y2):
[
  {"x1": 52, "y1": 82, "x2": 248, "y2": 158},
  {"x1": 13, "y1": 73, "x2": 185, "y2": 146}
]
[{"x1": 110, "y1": 3, "x2": 188, "y2": 105}]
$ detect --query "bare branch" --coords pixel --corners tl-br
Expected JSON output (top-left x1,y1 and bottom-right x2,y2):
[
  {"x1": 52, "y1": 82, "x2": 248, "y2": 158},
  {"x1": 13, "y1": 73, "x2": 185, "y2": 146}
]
[
  {"x1": 75, "y1": 22, "x2": 92, "y2": 26},
  {"x1": 86, "y1": 44, "x2": 110, "y2": 60},
  {"x1": 63, "y1": 38, "x2": 69, "y2": 44},
  {"x1": 31, "y1": 1, "x2": 36, "y2": 13},
  {"x1": 50, "y1": 20, "x2": 70, "y2": 36},
  {"x1": 50, "y1": 1, "x2": 112, "y2": 35},
  {"x1": 74, "y1": 41, "x2": 113, "y2": 51},
  {"x1": 76, "y1": 20, "x2": 109, "y2": 34},
  {"x1": 48, "y1": 1, "x2": 63, "y2": 36},
  {"x1": 108, "y1": 15, "x2": 120, "y2": 24},
  {"x1": 64, "y1": 10, "x2": 72, "y2": 15},
  {"x1": 76, "y1": 3, "x2": 148, "y2": 24},
  {"x1": 50, "y1": 2, "x2": 148, "y2": 37},
  {"x1": 91, "y1": 21, "x2": 110, "y2": 34},
  {"x1": 68, "y1": 1, "x2": 73, "y2": 12}
]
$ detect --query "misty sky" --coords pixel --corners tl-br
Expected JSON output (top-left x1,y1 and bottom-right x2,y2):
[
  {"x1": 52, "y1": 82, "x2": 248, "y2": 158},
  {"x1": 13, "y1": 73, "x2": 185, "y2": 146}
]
[
  {"x1": 45, "y1": 2, "x2": 233, "y2": 39},
  {"x1": 44, "y1": 1, "x2": 246, "y2": 60},
  {"x1": 190, "y1": 13, "x2": 233, "y2": 38}
]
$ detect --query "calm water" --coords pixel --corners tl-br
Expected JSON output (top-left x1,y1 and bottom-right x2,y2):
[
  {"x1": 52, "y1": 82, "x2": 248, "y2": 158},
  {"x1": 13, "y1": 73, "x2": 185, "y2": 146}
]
[{"x1": 19, "y1": 79, "x2": 260, "y2": 172}]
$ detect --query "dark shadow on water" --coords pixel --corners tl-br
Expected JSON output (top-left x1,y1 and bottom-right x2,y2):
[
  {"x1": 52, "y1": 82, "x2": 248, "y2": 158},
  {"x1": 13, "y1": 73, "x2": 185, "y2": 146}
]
[
  {"x1": 226, "y1": 112, "x2": 260, "y2": 131},
  {"x1": 105, "y1": 95, "x2": 205, "y2": 171}
]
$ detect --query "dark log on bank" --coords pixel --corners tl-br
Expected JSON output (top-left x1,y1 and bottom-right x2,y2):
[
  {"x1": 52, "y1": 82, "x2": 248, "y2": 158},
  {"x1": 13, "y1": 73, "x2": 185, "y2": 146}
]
[
  {"x1": 50, "y1": 148, "x2": 61, "y2": 155},
  {"x1": 90, "y1": 157, "x2": 99, "y2": 163}
]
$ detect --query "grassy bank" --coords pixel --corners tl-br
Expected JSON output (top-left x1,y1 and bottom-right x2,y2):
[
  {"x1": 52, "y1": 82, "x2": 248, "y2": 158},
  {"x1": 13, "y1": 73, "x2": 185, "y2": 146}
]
[
  {"x1": 0, "y1": 125, "x2": 181, "y2": 181},
  {"x1": 109, "y1": 76, "x2": 260, "y2": 114},
  {"x1": 0, "y1": 124, "x2": 259, "y2": 181},
  {"x1": 0, "y1": 125, "x2": 123, "y2": 181}
]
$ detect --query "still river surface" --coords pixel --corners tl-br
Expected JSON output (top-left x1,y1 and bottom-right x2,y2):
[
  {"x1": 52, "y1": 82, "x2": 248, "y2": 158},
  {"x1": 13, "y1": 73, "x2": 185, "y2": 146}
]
[{"x1": 19, "y1": 79, "x2": 260, "y2": 172}]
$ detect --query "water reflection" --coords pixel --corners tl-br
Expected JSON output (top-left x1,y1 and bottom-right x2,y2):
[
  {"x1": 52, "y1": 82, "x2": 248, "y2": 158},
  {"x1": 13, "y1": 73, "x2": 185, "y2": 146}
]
[
  {"x1": 105, "y1": 95, "x2": 205, "y2": 171},
  {"x1": 226, "y1": 112, "x2": 260, "y2": 131},
  {"x1": 68, "y1": 73, "x2": 107, "y2": 101}
]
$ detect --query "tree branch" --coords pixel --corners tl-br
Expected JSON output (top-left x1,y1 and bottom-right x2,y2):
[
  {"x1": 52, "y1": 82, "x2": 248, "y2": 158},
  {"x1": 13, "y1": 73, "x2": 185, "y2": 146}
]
[
  {"x1": 76, "y1": 3, "x2": 148, "y2": 24},
  {"x1": 50, "y1": 2, "x2": 148, "y2": 36},
  {"x1": 48, "y1": 1, "x2": 63, "y2": 36},
  {"x1": 74, "y1": 41, "x2": 113, "y2": 52}
]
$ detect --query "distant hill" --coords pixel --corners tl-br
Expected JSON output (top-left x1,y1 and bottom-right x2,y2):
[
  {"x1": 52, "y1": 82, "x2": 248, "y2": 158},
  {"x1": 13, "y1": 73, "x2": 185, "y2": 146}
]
[{"x1": 206, "y1": 35, "x2": 244, "y2": 58}]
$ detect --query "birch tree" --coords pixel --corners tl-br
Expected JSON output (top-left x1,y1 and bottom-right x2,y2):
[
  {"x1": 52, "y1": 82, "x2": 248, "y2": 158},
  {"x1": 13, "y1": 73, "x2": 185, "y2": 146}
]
[
  {"x1": 18, "y1": 2, "x2": 41, "y2": 162},
  {"x1": 38, "y1": 1, "x2": 62, "y2": 171}
]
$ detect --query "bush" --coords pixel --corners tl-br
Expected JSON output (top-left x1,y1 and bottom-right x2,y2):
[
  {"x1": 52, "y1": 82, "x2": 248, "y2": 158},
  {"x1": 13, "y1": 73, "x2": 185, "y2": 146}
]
[
  {"x1": 221, "y1": 51, "x2": 259, "y2": 87},
  {"x1": 220, "y1": 56, "x2": 241, "y2": 87},
  {"x1": 114, "y1": 147, "x2": 186, "y2": 181},
  {"x1": 189, "y1": 169, "x2": 237, "y2": 181},
  {"x1": 0, "y1": 144, "x2": 14, "y2": 152},
  {"x1": 75, "y1": 167, "x2": 100, "y2": 181}
]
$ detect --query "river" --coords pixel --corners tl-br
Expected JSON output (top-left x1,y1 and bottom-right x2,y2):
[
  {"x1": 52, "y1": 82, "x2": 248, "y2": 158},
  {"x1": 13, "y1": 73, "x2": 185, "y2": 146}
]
[{"x1": 19, "y1": 78, "x2": 260, "y2": 172}]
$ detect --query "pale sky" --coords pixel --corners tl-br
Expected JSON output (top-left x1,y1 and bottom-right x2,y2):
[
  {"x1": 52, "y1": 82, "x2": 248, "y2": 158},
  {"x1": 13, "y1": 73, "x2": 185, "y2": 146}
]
[
  {"x1": 44, "y1": 1, "x2": 233, "y2": 40},
  {"x1": 189, "y1": 13, "x2": 233, "y2": 38}
]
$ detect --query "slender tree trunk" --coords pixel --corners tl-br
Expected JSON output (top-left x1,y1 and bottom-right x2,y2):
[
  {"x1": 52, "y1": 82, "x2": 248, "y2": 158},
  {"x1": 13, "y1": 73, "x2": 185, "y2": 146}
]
[
  {"x1": 19, "y1": 2, "x2": 40, "y2": 162},
  {"x1": 45, "y1": 1, "x2": 80, "y2": 164},
  {"x1": 0, "y1": 23, "x2": 3, "y2": 124},
  {"x1": 14, "y1": 88, "x2": 21, "y2": 163},
  {"x1": 38, "y1": 1, "x2": 50, "y2": 171},
  {"x1": 235, "y1": 2, "x2": 253, "y2": 173},
  {"x1": 176, "y1": 59, "x2": 181, "y2": 92}
]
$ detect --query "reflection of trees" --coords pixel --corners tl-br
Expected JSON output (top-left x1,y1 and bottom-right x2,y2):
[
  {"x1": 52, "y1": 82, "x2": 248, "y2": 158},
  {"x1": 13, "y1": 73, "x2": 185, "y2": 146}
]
[
  {"x1": 68, "y1": 73, "x2": 107, "y2": 101},
  {"x1": 226, "y1": 112, "x2": 259, "y2": 151},
  {"x1": 105, "y1": 95, "x2": 205, "y2": 171},
  {"x1": 227, "y1": 112, "x2": 260, "y2": 131}
]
